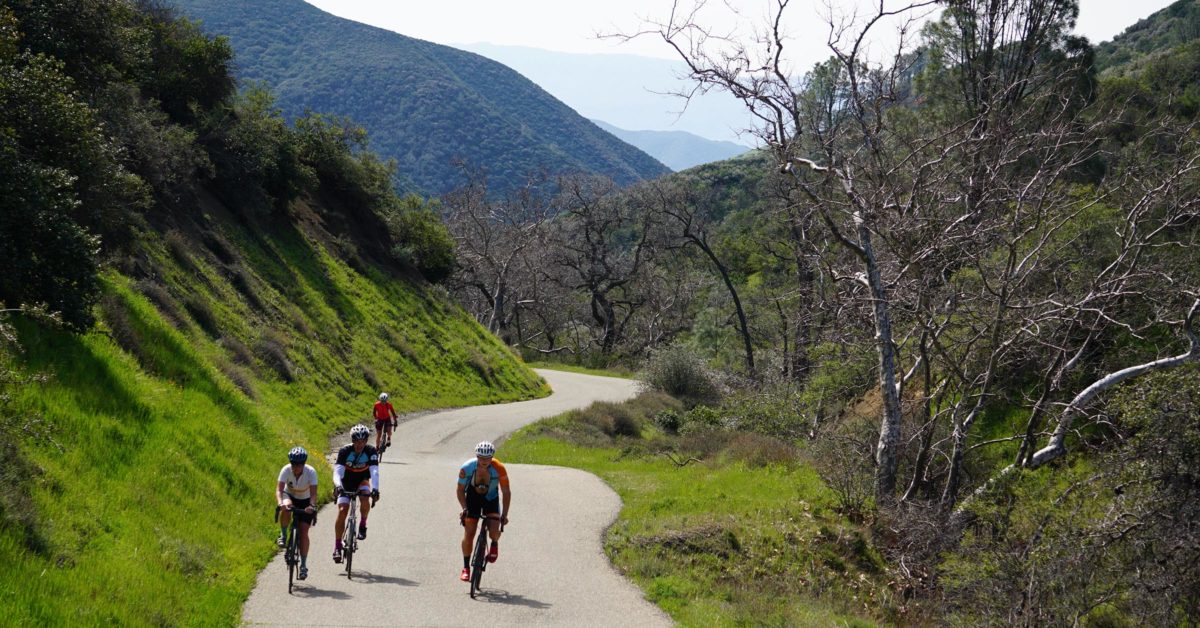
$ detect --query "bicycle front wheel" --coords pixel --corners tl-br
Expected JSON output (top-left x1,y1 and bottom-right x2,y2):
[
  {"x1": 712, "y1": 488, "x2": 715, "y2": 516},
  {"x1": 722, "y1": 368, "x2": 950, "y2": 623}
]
[
  {"x1": 470, "y1": 526, "x2": 488, "y2": 597},
  {"x1": 344, "y1": 520, "x2": 355, "y2": 578},
  {"x1": 286, "y1": 525, "x2": 298, "y2": 593}
]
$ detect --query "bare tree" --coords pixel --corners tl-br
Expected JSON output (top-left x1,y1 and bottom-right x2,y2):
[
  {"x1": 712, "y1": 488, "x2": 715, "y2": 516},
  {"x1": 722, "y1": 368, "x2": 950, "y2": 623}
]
[
  {"x1": 444, "y1": 170, "x2": 551, "y2": 344},
  {"x1": 548, "y1": 175, "x2": 660, "y2": 354},
  {"x1": 643, "y1": 0, "x2": 1200, "y2": 510},
  {"x1": 643, "y1": 177, "x2": 757, "y2": 375}
]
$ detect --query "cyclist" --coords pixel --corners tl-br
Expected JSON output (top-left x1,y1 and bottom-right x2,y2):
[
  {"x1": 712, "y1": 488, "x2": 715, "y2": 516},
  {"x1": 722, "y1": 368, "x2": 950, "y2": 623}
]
[
  {"x1": 277, "y1": 446, "x2": 317, "y2": 580},
  {"x1": 456, "y1": 440, "x2": 511, "y2": 582},
  {"x1": 373, "y1": 392, "x2": 398, "y2": 452},
  {"x1": 332, "y1": 424, "x2": 380, "y2": 563}
]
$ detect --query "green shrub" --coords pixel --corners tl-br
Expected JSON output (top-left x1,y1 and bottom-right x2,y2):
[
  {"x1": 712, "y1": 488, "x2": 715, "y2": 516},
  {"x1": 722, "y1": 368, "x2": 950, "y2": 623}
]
[
  {"x1": 255, "y1": 330, "x2": 295, "y2": 382},
  {"x1": 654, "y1": 409, "x2": 682, "y2": 434},
  {"x1": 722, "y1": 432, "x2": 797, "y2": 467},
  {"x1": 135, "y1": 280, "x2": 184, "y2": 328},
  {"x1": 214, "y1": 357, "x2": 256, "y2": 399},
  {"x1": 388, "y1": 195, "x2": 456, "y2": 283},
  {"x1": 182, "y1": 295, "x2": 219, "y2": 337},
  {"x1": 217, "y1": 334, "x2": 253, "y2": 366},
  {"x1": 641, "y1": 344, "x2": 720, "y2": 406}
]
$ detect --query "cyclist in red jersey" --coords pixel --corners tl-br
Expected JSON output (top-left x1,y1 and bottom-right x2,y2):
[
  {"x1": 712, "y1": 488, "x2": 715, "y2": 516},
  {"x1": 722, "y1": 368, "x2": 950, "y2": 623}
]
[{"x1": 373, "y1": 392, "x2": 398, "y2": 452}]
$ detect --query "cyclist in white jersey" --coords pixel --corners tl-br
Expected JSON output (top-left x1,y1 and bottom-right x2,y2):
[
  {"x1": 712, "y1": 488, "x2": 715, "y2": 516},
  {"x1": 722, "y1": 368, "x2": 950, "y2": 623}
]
[{"x1": 277, "y1": 446, "x2": 318, "y2": 580}]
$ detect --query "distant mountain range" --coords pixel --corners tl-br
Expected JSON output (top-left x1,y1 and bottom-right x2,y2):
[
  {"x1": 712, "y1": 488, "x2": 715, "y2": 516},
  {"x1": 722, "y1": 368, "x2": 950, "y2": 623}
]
[
  {"x1": 591, "y1": 120, "x2": 749, "y2": 171},
  {"x1": 171, "y1": 0, "x2": 669, "y2": 196},
  {"x1": 459, "y1": 43, "x2": 759, "y2": 146}
]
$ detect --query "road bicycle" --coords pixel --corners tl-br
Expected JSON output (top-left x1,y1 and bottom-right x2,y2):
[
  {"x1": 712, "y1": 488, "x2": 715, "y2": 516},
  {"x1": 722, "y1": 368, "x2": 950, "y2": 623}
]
[
  {"x1": 468, "y1": 514, "x2": 504, "y2": 598},
  {"x1": 338, "y1": 486, "x2": 376, "y2": 578},
  {"x1": 275, "y1": 503, "x2": 315, "y2": 594}
]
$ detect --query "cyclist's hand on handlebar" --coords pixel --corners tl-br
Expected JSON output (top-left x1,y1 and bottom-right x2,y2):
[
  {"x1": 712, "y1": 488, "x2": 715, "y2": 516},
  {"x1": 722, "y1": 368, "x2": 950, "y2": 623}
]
[
  {"x1": 501, "y1": 515, "x2": 509, "y2": 526},
  {"x1": 333, "y1": 486, "x2": 343, "y2": 499},
  {"x1": 459, "y1": 509, "x2": 467, "y2": 526},
  {"x1": 370, "y1": 488, "x2": 380, "y2": 502}
]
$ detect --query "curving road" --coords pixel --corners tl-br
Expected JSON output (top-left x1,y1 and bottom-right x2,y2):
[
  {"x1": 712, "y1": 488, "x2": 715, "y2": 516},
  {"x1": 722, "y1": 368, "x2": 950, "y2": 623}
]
[{"x1": 242, "y1": 369, "x2": 671, "y2": 627}]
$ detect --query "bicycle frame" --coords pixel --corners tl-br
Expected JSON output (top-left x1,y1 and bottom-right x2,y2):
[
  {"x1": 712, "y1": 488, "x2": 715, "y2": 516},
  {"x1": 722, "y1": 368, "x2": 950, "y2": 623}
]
[
  {"x1": 339, "y1": 486, "x2": 371, "y2": 578},
  {"x1": 468, "y1": 514, "x2": 503, "y2": 599}
]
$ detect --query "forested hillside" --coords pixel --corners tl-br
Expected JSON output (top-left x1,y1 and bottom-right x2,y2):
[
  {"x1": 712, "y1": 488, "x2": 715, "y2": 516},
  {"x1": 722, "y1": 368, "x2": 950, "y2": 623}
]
[
  {"x1": 0, "y1": 1, "x2": 543, "y2": 624},
  {"x1": 170, "y1": 0, "x2": 670, "y2": 196},
  {"x1": 1095, "y1": 0, "x2": 1200, "y2": 72},
  {"x1": 443, "y1": 1, "x2": 1200, "y2": 623}
]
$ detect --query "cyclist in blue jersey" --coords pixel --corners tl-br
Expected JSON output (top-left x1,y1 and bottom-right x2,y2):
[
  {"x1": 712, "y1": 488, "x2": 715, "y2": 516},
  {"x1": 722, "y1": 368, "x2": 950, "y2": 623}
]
[{"x1": 456, "y1": 441, "x2": 511, "y2": 582}]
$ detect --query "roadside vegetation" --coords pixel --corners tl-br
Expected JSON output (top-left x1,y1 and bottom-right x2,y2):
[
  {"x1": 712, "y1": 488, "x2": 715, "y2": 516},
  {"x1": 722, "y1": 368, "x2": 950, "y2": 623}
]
[
  {"x1": 525, "y1": 360, "x2": 636, "y2": 379},
  {"x1": 503, "y1": 391, "x2": 886, "y2": 627},
  {"x1": 0, "y1": 1, "x2": 544, "y2": 624}
]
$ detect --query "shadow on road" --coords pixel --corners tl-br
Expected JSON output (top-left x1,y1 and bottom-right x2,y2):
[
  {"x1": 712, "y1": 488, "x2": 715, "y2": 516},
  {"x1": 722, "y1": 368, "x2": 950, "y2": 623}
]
[
  {"x1": 350, "y1": 571, "x2": 419, "y2": 587},
  {"x1": 291, "y1": 586, "x2": 353, "y2": 600},
  {"x1": 474, "y1": 589, "x2": 551, "y2": 609}
]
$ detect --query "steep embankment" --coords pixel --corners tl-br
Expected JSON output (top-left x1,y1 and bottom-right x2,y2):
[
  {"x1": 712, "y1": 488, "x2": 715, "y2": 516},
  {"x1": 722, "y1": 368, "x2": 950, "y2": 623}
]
[
  {"x1": 172, "y1": 0, "x2": 671, "y2": 196},
  {"x1": 0, "y1": 195, "x2": 545, "y2": 626}
]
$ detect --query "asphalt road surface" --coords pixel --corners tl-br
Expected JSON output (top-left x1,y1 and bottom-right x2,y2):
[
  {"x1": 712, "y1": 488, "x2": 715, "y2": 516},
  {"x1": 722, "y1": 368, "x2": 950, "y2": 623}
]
[{"x1": 242, "y1": 369, "x2": 672, "y2": 627}]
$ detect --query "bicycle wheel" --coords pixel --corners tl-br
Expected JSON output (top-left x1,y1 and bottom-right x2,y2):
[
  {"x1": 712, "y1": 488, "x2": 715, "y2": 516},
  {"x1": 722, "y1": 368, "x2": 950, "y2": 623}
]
[
  {"x1": 286, "y1": 523, "x2": 298, "y2": 594},
  {"x1": 470, "y1": 525, "x2": 488, "y2": 598},
  {"x1": 344, "y1": 515, "x2": 355, "y2": 578}
]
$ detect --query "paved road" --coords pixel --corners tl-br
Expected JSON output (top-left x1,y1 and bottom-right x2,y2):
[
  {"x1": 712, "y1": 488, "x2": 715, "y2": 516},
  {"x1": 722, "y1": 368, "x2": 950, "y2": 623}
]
[{"x1": 242, "y1": 370, "x2": 672, "y2": 627}]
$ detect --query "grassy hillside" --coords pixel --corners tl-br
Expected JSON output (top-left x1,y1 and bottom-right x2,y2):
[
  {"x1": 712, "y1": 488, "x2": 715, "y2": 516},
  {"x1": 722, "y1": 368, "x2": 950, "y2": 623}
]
[
  {"x1": 0, "y1": 2, "x2": 546, "y2": 622},
  {"x1": 0, "y1": 192, "x2": 546, "y2": 625},
  {"x1": 171, "y1": 0, "x2": 670, "y2": 196}
]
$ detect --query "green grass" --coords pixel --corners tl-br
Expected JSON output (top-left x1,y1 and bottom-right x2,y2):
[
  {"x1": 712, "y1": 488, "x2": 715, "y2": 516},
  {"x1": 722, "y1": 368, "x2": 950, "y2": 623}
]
[
  {"x1": 503, "y1": 399, "x2": 888, "y2": 627},
  {"x1": 0, "y1": 216, "x2": 546, "y2": 625},
  {"x1": 526, "y1": 360, "x2": 637, "y2": 379}
]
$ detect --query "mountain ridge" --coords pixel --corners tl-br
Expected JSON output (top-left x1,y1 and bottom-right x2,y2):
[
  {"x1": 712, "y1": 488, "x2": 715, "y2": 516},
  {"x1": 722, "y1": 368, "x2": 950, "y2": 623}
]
[
  {"x1": 591, "y1": 120, "x2": 751, "y2": 171},
  {"x1": 172, "y1": 0, "x2": 669, "y2": 195}
]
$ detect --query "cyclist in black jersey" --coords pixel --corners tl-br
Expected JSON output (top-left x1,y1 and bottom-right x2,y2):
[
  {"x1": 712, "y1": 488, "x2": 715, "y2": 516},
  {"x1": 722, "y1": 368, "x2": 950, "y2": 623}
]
[{"x1": 332, "y1": 424, "x2": 380, "y2": 563}]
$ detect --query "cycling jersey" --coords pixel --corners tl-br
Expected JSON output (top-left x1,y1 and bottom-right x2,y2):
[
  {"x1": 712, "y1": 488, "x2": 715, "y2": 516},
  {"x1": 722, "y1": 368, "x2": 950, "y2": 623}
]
[
  {"x1": 458, "y1": 458, "x2": 509, "y2": 501},
  {"x1": 335, "y1": 443, "x2": 380, "y2": 491},
  {"x1": 278, "y1": 464, "x2": 318, "y2": 499},
  {"x1": 373, "y1": 401, "x2": 397, "y2": 420}
]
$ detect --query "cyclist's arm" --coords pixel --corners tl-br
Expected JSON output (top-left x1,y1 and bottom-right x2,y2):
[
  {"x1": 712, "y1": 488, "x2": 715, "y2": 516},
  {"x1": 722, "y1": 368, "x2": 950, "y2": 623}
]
[
  {"x1": 369, "y1": 464, "x2": 380, "y2": 492},
  {"x1": 334, "y1": 464, "x2": 345, "y2": 491},
  {"x1": 276, "y1": 480, "x2": 288, "y2": 507},
  {"x1": 496, "y1": 462, "x2": 511, "y2": 520},
  {"x1": 456, "y1": 469, "x2": 468, "y2": 509}
]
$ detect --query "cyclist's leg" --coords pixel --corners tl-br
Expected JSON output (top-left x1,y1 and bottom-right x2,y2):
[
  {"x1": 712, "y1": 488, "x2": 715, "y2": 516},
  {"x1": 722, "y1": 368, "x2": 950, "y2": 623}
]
[
  {"x1": 334, "y1": 495, "x2": 351, "y2": 545},
  {"x1": 279, "y1": 498, "x2": 293, "y2": 544},
  {"x1": 358, "y1": 481, "x2": 372, "y2": 517},
  {"x1": 296, "y1": 498, "x2": 312, "y2": 557},
  {"x1": 356, "y1": 482, "x2": 371, "y2": 536},
  {"x1": 374, "y1": 420, "x2": 384, "y2": 449},
  {"x1": 461, "y1": 517, "x2": 478, "y2": 557}
]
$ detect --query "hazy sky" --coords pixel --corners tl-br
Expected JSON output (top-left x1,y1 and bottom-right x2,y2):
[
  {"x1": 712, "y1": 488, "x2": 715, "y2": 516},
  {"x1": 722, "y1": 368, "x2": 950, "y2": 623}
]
[{"x1": 306, "y1": 0, "x2": 1178, "y2": 61}]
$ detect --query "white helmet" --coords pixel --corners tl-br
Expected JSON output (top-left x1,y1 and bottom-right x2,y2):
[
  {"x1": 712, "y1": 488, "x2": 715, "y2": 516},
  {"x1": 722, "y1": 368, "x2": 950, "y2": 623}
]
[
  {"x1": 379, "y1": 392, "x2": 389, "y2": 402},
  {"x1": 350, "y1": 424, "x2": 370, "y2": 441},
  {"x1": 474, "y1": 441, "x2": 496, "y2": 457}
]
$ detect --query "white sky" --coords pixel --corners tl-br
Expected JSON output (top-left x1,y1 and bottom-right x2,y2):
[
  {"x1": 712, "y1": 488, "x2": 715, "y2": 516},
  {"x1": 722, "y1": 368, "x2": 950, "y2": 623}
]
[{"x1": 306, "y1": 0, "x2": 1178, "y2": 61}]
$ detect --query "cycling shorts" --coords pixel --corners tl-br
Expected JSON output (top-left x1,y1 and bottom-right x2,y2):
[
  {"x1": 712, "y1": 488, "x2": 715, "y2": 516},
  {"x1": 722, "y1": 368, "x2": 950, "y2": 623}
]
[
  {"x1": 464, "y1": 490, "x2": 500, "y2": 521},
  {"x1": 337, "y1": 478, "x2": 371, "y2": 505},
  {"x1": 284, "y1": 497, "x2": 315, "y2": 525}
]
